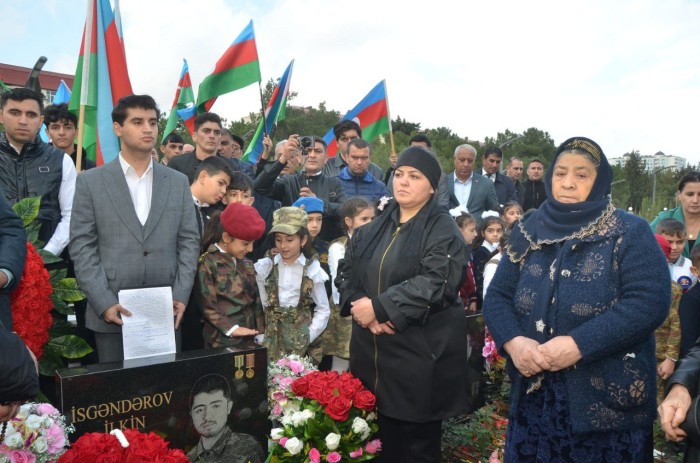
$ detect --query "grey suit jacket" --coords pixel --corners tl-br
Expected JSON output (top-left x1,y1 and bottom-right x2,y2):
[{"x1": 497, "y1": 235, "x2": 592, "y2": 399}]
[
  {"x1": 69, "y1": 159, "x2": 200, "y2": 334},
  {"x1": 445, "y1": 171, "x2": 499, "y2": 222}
]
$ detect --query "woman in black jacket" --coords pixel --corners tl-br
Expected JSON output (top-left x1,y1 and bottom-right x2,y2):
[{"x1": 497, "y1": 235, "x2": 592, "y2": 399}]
[{"x1": 337, "y1": 147, "x2": 471, "y2": 462}]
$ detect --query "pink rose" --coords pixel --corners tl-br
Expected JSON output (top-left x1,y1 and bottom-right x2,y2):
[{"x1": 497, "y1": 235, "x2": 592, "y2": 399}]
[
  {"x1": 36, "y1": 403, "x2": 58, "y2": 416},
  {"x1": 365, "y1": 439, "x2": 382, "y2": 454},
  {"x1": 279, "y1": 437, "x2": 289, "y2": 446},
  {"x1": 7, "y1": 450, "x2": 36, "y2": 463},
  {"x1": 272, "y1": 391, "x2": 287, "y2": 402},
  {"x1": 309, "y1": 448, "x2": 321, "y2": 463},
  {"x1": 277, "y1": 358, "x2": 288, "y2": 366},
  {"x1": 349, "y1": 447, "x2": 364, "y2": 458},
  {"x1": 326, "y1": 451, "x2": 341, "y2": 463},
  {"x1": 273, "y1": 404, "x2": 283, "y2": 416},
  {"x1": 46, "y1": 423, "x2": 67, "y2": 453},
  {"x1": 289, "y1": 360, "x2": 304, "y2": 373},
  {"x1": 279, "y1": 377, "x2": 294, "y2": 388}
]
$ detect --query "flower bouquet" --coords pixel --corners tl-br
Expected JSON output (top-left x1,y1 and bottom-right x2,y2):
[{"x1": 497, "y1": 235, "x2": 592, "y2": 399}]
[
  {"x1": 267, "y1": 370, "x2": 381, "y2": 462},
  {"x1": 0, "y1": 402, "x2": 73, "y2": 463},
  {"x1": 58, "y1": 428, "x2": 188, "y2": 463},
  {"x1": 268, "y1": 354, "x2": 317, "y2": 421},
  {"x1": 483, "y1": 328, "x2": 510, "y2": 412}
]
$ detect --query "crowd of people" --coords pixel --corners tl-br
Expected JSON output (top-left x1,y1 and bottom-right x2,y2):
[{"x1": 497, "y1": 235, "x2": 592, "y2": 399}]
[{"x1": 1, "y1": 85, "x2": 700, "y2": 461}]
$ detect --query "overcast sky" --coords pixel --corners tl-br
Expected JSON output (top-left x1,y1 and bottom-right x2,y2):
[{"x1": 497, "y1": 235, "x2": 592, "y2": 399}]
[{"x1": 3, "y1": 0, "x2": 700, "y2": 164}]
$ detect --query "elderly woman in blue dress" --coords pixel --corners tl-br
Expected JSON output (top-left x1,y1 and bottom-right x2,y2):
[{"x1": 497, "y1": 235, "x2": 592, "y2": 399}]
[{"x1": 484, "y1": 137, "x2": 670, "y2": 462}]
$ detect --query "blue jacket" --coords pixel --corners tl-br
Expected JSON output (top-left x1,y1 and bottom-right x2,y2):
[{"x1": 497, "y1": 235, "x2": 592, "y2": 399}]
[
  {"x1": 337, "y1": 167, "x2": 388, "y2": 202},
  {"x1": 484, "y1": 208, "x2": 670, "y2": 433}
]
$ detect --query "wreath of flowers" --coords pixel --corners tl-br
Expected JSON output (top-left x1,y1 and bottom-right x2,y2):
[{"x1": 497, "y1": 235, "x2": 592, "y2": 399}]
[{"x1": 10, "y1": 242, "x2": 54, "y2": 359}]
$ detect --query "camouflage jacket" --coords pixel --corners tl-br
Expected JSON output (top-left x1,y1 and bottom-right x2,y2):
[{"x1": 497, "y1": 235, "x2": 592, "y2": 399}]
[
  {"x1": 656, "y1": 281, "x2": 682, "y2": 361},
  {"x1": 195, "y1": 245, "x2": 263, "y2": 349}
]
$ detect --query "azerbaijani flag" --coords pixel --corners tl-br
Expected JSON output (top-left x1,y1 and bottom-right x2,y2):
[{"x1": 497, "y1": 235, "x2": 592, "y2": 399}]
[
  {"x1": 322, "y1": 80, "x2": 391, "y2": 158},
  {"x1": 162, "y1": 59, "x2": 195, "y2": 142},
  {"x1": 242, "y1": 60, "x2": 294, "y2": 164},
  {"x1": 196, "y1": 20, "x2": 261, "y2": 113},
  {"x1": 176, "y1": 105, "x2": 197, "y2": 136},
  {"x1": 69, "y1": 0, "x2": 133, "y2": 166}
]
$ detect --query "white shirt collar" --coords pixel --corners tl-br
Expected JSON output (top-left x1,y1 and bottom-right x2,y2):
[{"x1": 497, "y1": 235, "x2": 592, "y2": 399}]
[
  {"x1": 273, "y1": 253, "x2": 307, "y2": 266},
  {"x1": 454, "y1": 172, "x2": 473, "y2": 183},
  {"x1": 192, "y1": 195, "x2": 209, "y2": 208},
  {"x1": 119, "y1": 153, "x2": 153, "y2": 178}
]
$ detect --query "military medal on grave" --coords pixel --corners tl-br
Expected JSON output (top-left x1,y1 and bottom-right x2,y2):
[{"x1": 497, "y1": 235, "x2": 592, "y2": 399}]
[
  {"x1": 234, "y1": 354, "x2": 245, "y2": 379},
  {"x1": 245, "y1": 353, "x2": 255, "y2": 378}
]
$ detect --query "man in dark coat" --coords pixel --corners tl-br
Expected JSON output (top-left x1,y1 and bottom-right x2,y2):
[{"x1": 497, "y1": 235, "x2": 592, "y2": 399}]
[
  {"x1": 480, "y1": 147, "x2": 517, "y2": 207},
  {"x1": 254, "y1": 135, "x2": 347, "y2": 241},
  {"x1": 0, "y1": 194, "x2": 26, "y2": 329},
  {"x1": 0, "y1": 322, "x2": 38, "y2": 410},
  {"x1": 522, "y1": 158, "x2": 546, "y2": 211}
]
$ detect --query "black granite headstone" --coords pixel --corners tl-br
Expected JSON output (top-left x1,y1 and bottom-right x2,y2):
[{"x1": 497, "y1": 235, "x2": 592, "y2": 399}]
[{"x1": 55, "y1": 347, "x2": 268, "y2": 454}]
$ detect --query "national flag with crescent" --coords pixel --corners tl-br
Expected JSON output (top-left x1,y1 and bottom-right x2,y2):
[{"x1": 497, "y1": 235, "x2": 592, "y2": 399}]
[
  {"x1": 242, "y1": 60, "x2": 294, "y2": 164},
  {"x1": 162, "y1": 59, "x2": 195, "y2": 142},
  {"x1": 196, "y1": 20, "x2": 261, "y2": 113},
  {"x1": 69, "y1": 0, "x2": 133, "y2": 166},
  {"x1": 322, "y1": 80, "x2": 390, "y2": 158}
]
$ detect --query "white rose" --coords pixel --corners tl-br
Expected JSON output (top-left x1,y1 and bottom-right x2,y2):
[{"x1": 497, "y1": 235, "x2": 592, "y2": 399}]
[
  {"x1": 325, "y1": 432, "x2": 341, "y2": 451},
  {"x1": 270, "y1": 428, "x2": 284, "y2": 440},
  {"x1": 366, "y1": 412, "x2": 376, "y2": 422},
  {"x1": 280, "y1": 414, "x2": 293, "y2": 426},
  {"x1": 291, "y1": 411, "x2": 307, "y2": 427},
  {"x1": 301, "y1": 409, "x2": 314, "y2": 421},
  {"x1": 284, "y1": 437, "x2": 304, "y2": 455},
  {"x1": 283, "y1": 401, "x2": 300, "y2": 413},
  {"x1": 351, "y1": 417, "x2": 369, "y2": 435},
  {"x1": 4, "y1": 430, "x2": 23, "y2": 449},
  {"x1": 43, "y1": 416, "x2": 55, "y2": 428},
  {"x1": 32, "y1": 436, "x2": 49, "y2": 453},
  {"x1": 25, "y1": 414, "x2": 44, "y2": 430}
]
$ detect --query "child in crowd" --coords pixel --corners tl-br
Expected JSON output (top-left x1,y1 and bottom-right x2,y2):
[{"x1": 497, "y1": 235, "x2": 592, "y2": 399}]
[
  {"x1": 195, "y1": 203, "x2": 267, "y2": 349},
  {"x1": 680, "y1": 246, "x2": 700, "y2": 358},
  {"x1": 501, "y1": 201, "x2": 523, "y2": 229},
  {"x1": 482, "y1": 231, "x2": 509, "y2": 299},
  {"x1": 656, "y1": 218, "x2": 697, "y2": 292},
  {"x1": 472, "y1": 214, "x2": 505, "y2": 311},
  {"x1": 456, "y1": 213, "x2": 478, "y2": 314},
  {"x1": 653, "y1": 234, "x2": 682, "y2": 404},
  {"x1": 222, "y1": 171, "x2": 255, "y2": 207},
  {"x1": 292, "y1": 197, "x2": 329, "y2": 363},
  {"x1": 325, "y1": 198, "x2": 375, "y2": 372},
  {"x1": 190, "y1": 157, "x2": 233, "y2": 237},
  {"x1": 254, "y1": 207, "x2": 330, "y2": 364}
]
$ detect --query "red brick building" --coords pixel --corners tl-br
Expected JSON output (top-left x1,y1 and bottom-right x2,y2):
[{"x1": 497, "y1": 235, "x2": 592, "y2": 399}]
[{"x1": 0, "y1": 62, "x2": 74, "y2": 104}]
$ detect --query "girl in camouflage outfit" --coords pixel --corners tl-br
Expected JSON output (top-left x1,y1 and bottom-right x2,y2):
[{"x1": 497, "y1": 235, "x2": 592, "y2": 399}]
[{"x1": 254, "y1": 207, "x2": 330, "y2": 364}]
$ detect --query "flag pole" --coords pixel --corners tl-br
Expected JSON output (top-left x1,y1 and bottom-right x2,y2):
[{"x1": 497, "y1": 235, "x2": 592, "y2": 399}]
[
  {"x1": 75, "y1": 0, "x2": 93, "y2": 173},
  {"x1": 383, "y1": 80, "x2": 396, "y2": 155},
  {"x1": 257, "y1": 80, "x2": 267, "y2": 137}
]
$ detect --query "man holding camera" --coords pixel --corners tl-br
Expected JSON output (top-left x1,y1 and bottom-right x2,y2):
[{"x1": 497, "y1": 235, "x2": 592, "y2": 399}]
[{"x1": 253, "y1": 135, "x2": 347, "y2": 241}]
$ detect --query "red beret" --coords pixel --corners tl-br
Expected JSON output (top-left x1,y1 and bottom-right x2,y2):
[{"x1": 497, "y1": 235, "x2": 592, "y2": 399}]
[
  {"x1": 220, "y1": 202, "x2": 266, "y2": 241},
  {"x1": 655, "y1": 233, "x2": 672, "y2": 260}
]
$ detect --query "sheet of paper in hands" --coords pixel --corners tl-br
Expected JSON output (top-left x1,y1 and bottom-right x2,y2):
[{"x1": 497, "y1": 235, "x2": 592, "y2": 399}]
[{"x1": 118, "y1": 287, "x2": 176, "y2": 360}]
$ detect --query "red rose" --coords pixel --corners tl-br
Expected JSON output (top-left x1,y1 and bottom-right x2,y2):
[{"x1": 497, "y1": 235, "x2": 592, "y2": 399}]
[
  {"x1": 96, "y1": 454, "x2": 123, "y2": 463},
  {"x1": 307, "y1": 379, "x2": 327, "y2": 401},
  {"x1": 291, "y1": 376, "x2": 310, "y2": 397},
  {"x1": 317, "y1": 387, "x2": 336, "y2": 406},
  {"x1": 354, "y1": 390, "x2": 377, "y2": 411},
  {"x1": 339, "y1": 379, "x2": 364, "y2": 400},
  {"x1": 325, "y1": 395, "x2": 352, "y2": 421}
]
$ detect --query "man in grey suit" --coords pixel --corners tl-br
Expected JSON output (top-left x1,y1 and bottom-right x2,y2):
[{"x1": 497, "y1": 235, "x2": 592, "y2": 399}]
[
  {"x1": 70, "y1": 95, "x2": 200, "y2": 363},
  {"x1": 445, "y1": 144, "x2": 499, "y2": 223}
]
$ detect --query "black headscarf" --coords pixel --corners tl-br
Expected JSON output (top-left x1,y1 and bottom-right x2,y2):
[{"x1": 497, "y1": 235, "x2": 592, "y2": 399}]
[{"x1": 510, "y1": 136, "x2": 613, "y2": 259}]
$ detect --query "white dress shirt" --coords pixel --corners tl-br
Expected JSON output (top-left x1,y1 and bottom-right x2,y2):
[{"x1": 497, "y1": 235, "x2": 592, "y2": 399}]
[
  {"x1": 482, "y1": 168, "x2": 496, "y2": 182},
  {"x1": 453, "y1": 172, "x2": 473, "y2": 208},
  {"x1": 119, "y1": 154, "x2": 153, "y2": 225},
  {"x1": 254, "y1": 254, "x2": 330, "y2": 343},
  {"x1": 328, "y1": 239, "x2": 348, "y2": 305},
  {"x1": 43, "y1": 154, "x2": 77, "y2": 256}
]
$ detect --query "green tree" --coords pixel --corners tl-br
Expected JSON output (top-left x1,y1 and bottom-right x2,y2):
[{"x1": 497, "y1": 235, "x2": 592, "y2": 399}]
[{"x1": 623, "y1": 151, "x2": 648, "y2": 214}]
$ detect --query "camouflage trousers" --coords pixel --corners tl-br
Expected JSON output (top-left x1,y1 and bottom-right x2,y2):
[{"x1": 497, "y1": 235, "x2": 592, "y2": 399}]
[
  {"x1": 264, "y1": 305, "x2": 312, "y2": 364},
  {"x1": 319, "y1": 302, "x2": 351, "y2": 359}
]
